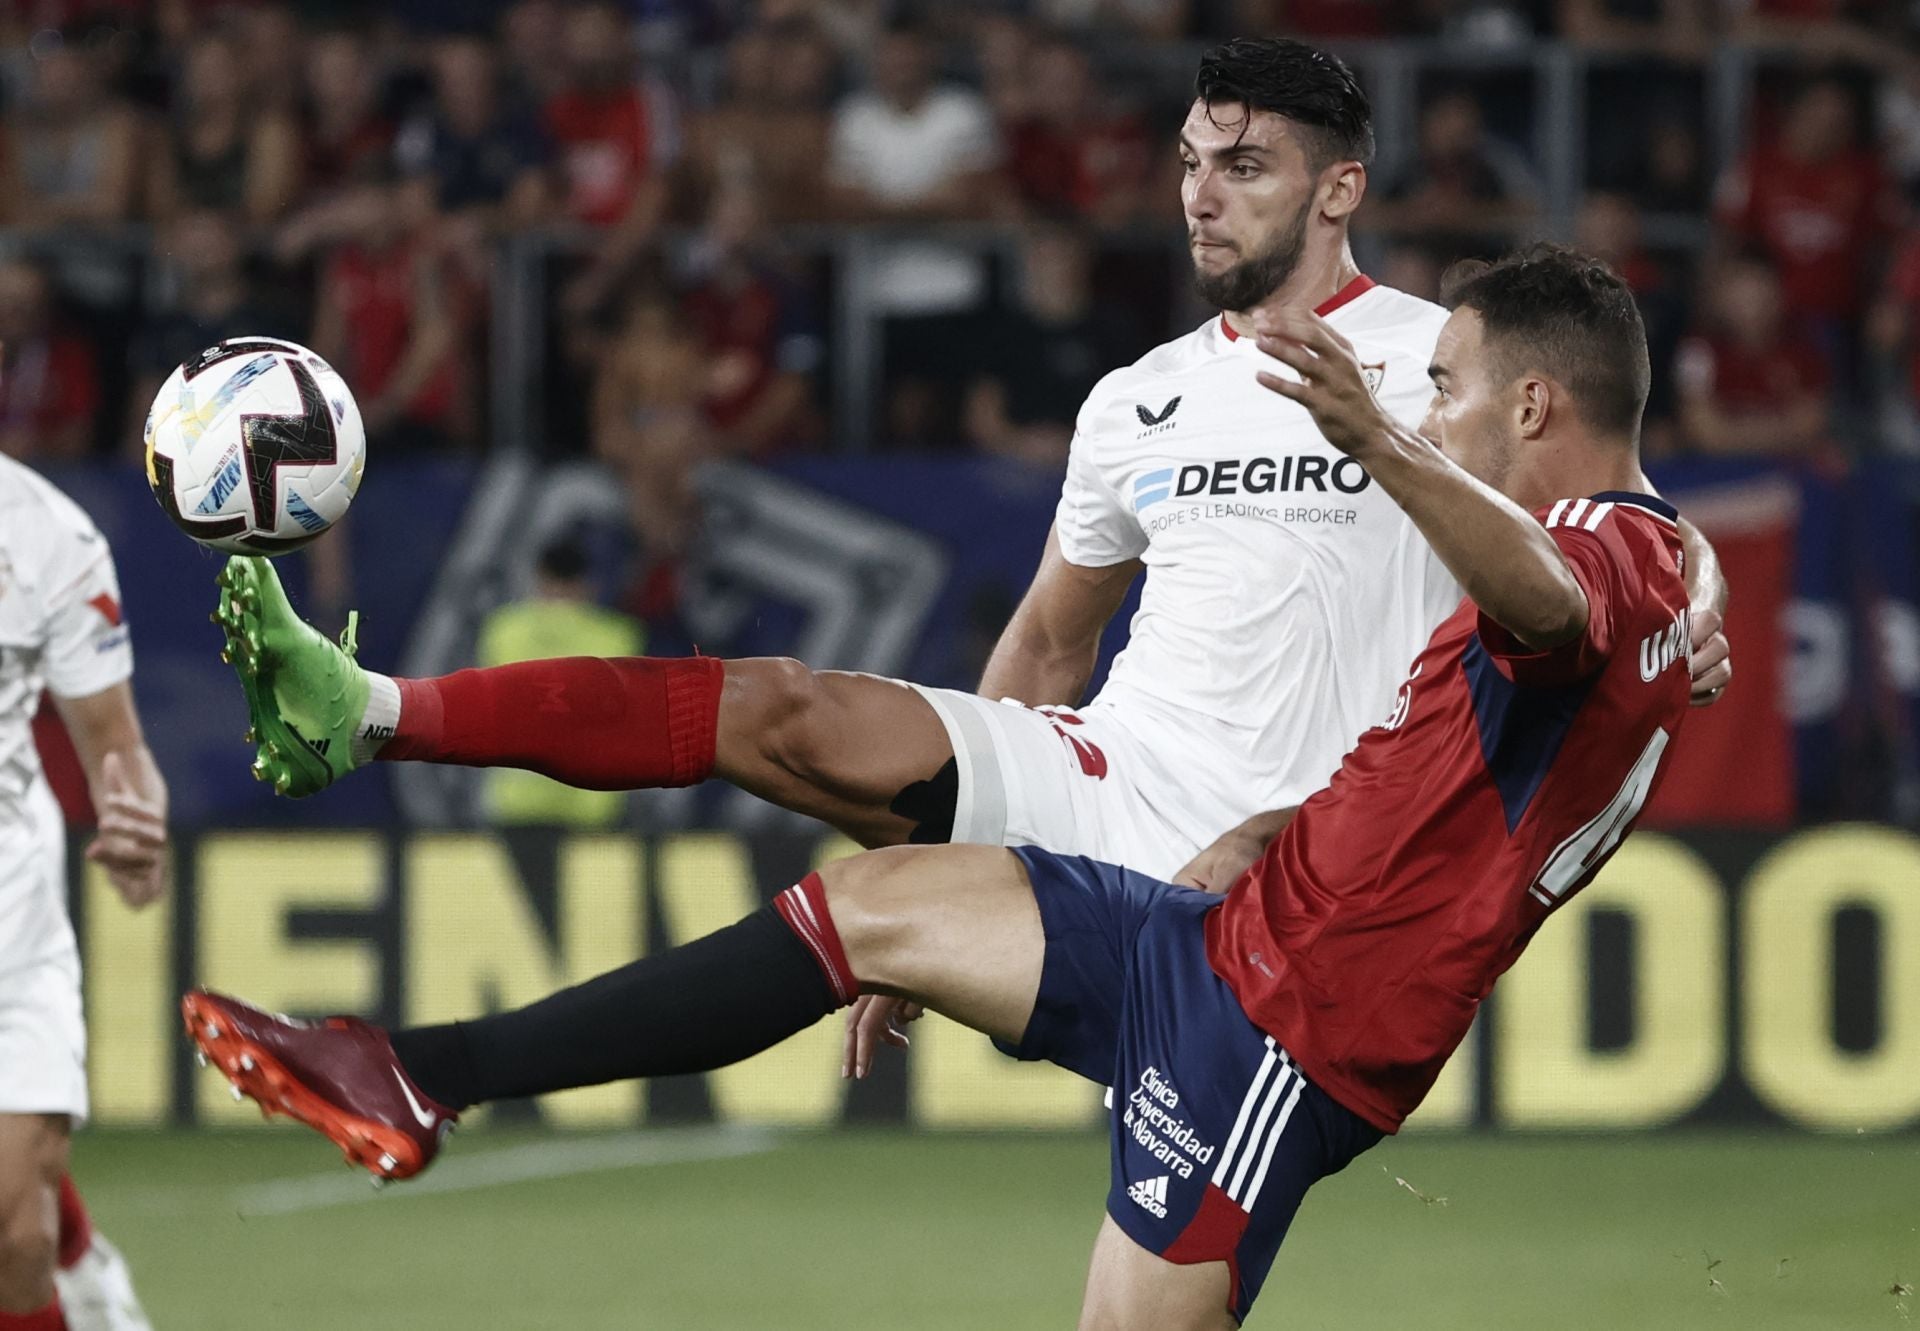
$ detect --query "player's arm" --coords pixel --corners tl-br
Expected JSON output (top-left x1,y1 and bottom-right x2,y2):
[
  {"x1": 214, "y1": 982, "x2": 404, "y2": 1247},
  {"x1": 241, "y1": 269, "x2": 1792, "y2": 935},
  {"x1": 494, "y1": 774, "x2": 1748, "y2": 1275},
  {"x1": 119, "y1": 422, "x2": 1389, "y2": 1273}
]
[
  {"x1": 1637, "y1": 466, "x2": 1731, "y2": 704},
  {"x1": 1255, "y1": 311, "x2": 1588, "y2": 651},
  {"x1": 1674, "y1": 514, "x2": 1732, "y2": 705},
  {"x1": 1674, "y1": 517, "x2": 1725, "y2": 616},
  {"x1": 53, "y1": 681, "x2": 170, "y2": 908},
  {"x1": 1171, "y1": 806, "x2": 1298, "y2": 894},
  {"x1": 977, "y1": 524, "x2": 1141, "y2": 706}
]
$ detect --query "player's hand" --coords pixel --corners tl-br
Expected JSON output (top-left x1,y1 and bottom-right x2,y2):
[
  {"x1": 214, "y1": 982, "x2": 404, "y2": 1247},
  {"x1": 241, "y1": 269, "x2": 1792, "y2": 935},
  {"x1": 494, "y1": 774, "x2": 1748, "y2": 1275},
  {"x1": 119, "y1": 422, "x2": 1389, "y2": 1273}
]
[
  {"x1": 1251, "y1": 308, "x2": 1394, "y2": 459},
  {"x1": 1171, "y1": 823, "x2": 1269, "y2": 894},
  {"x1": 85, "y1": 751, "x2": 169, "y2": 909},
  {"x1": 1688, "y1": 606, "x2": 1732, "y2": 707},
  {"x1": 841, "y1": 994, "x2": 923, "y2": 1080}
]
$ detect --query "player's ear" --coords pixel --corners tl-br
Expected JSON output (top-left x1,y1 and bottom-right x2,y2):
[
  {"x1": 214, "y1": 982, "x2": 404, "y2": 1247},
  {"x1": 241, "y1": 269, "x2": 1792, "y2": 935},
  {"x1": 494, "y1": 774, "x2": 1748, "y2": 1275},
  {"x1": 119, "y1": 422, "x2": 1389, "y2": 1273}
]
[
  {"x1": 1319, "y1": 161, "x2": 1365, "y2": 221},
  {"x1": 1515, "y1": 377, "x2": 1551, "y2": 440}
]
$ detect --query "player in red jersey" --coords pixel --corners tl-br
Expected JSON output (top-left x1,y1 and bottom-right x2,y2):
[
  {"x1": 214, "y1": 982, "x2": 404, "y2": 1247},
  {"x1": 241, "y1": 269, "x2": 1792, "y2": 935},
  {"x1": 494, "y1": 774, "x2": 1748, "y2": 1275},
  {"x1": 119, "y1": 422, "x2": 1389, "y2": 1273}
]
[{"x1": 185, "y1": 245, "x2": 1694, "y2": 1327}]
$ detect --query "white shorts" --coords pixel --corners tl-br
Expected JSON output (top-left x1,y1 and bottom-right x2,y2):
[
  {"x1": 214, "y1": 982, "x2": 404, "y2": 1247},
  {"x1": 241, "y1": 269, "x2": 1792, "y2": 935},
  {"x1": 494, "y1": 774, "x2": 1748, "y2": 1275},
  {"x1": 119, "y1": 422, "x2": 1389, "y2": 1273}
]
[
  {"x1": 0, "y1": 950, "x2": 87, "y2": 1124},
  {"x1": 0, "y1": 783, "x2": 89, "y2": 1124},
  {"x1": 905, "y1": 687, "x2": 1210, "y2": 881}
]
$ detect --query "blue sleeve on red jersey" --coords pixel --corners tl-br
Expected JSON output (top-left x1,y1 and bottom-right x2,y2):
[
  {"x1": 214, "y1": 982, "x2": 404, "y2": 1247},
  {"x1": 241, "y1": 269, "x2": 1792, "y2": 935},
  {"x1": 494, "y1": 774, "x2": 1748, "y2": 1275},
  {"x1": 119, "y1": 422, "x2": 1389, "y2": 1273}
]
[{"x1": 1476, "y1": 521, "x2": 1642, "y2": 686}]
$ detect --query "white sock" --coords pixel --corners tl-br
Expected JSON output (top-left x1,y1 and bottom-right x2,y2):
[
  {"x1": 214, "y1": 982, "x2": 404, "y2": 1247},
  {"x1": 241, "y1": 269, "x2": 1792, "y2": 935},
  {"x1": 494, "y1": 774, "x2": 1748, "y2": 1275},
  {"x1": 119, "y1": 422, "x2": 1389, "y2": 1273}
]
[{"x1": 351, "y1": 672, "x2": 401, "y2": 766}]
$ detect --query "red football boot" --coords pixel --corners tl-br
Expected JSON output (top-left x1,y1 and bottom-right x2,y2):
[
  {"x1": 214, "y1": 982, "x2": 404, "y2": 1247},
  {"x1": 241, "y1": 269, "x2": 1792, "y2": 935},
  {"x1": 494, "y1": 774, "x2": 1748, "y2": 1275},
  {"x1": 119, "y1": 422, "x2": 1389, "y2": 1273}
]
[{"x1": 181, "y1": 990, "x2": 458, "y2": 1181}]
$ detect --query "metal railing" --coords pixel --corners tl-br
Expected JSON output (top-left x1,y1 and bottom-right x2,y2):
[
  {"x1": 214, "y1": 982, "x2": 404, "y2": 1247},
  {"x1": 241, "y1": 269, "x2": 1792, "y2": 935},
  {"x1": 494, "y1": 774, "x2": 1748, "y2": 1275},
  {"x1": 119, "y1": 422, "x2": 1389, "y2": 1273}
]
[
  {"x1": 388, "y1": 38, "x2": 1792, "y2": 456},
  {"x1": 0, "y1": 39, "x2": 1822, "y2": 460}
]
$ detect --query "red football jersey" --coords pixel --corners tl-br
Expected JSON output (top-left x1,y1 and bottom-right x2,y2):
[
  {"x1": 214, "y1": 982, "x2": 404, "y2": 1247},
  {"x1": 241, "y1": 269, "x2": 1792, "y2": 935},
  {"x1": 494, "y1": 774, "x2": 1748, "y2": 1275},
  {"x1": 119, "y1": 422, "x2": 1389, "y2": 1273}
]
[
  {"x1": 1714, "y1": 145, "x2": 1896, "y2": 322},
  {"x1": 544, "y1": 87, "x2": 664, "y2": 226},
  {"x1": 1206, "y1": 492, "x2": 1693, "y2": 1133}
]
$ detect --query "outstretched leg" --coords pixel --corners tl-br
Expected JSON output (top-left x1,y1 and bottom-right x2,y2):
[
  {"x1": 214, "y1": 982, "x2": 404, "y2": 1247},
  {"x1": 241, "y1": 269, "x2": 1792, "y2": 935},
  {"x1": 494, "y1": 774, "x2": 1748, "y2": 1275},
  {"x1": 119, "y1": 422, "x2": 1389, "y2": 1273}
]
[
  {"x1": 182, "y1": 848, "x2": 1276, "y2": 1328},
  {"x1": 215, "y1": 557, "x2": 957, "y2": 845},
  {"x1": 183, "y1": 844, "x2": 1041, "y2": 1171},
  {"x1": 389, "y1": 843, "x2": 1043, "y2": 1111}
]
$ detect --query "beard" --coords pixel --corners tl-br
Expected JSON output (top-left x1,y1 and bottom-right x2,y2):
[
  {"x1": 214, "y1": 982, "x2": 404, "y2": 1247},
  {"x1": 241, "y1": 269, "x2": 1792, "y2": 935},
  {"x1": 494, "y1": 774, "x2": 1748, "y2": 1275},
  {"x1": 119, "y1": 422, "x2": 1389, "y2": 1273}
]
[
  {"x1": 1449, "y1": 421, "x2": 1517, "y2": 493},
  {"x1": 1191, "y1": 198, "x2": 1312, "y2": 313}
]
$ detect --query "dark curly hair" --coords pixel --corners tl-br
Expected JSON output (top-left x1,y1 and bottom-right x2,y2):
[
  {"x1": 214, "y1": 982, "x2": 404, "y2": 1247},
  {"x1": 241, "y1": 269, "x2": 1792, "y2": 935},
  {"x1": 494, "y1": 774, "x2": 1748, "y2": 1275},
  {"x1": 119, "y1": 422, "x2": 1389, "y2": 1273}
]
[
  {"x1": 1442, "y1": 245, "x2": 1650, "y2": 441},
  {"x1": 1194, "y1": 38, "x2": 1374, "y2": 170}
]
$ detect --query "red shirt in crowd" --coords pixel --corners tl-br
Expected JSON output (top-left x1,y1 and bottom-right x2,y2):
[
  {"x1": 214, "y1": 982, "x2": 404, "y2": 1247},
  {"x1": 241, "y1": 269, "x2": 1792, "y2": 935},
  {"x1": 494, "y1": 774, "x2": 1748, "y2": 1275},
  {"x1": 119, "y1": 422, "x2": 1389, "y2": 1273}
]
[
  {"x1": 1007, "y1": 114, "x2": 1152, "y2": 221},
  {"x1": 1715, "y1": 144, "x2": 1898, "y2": 323},
  {"x1": 1886, "y1": 236, "x2": 1920, "y2": 402},
  {"x1": 682, "y1": 271, "x2": 822, "y2": 451},
  {"x1": 685, "y1": 280, "x2": 781, "y2": 436},
  {"x1": 321, "y1": 243, "x2": 460, "y2": 426},
  {"x1": 1208, "y1": 495, "x2": 1692, "y2": 1133},
  {"x1": 0, "y1": 334, "x2": 98, "y2": 453},
  {"x1": 543, "y1": 86, "x2": 666, "y2": 226},
  {"x1": 1674, "y1": 329, "x2": 1830, "y2": 419}
]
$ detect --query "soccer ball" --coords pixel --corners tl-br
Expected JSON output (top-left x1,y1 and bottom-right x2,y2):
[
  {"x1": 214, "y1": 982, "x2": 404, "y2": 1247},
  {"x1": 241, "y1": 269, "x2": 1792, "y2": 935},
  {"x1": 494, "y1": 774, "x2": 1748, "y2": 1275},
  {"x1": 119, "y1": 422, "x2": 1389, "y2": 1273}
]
[{"x1": 144, "y1": 337, "x2": 366, "y2": 554}]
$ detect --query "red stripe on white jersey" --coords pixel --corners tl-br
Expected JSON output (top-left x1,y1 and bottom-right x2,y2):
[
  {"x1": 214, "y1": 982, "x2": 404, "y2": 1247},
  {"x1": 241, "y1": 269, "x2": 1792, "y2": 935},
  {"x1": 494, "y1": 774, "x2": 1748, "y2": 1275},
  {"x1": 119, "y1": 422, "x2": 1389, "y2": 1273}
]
[{"x1": 1218, "y1": 274, "x2": 1375, "y2": 341}]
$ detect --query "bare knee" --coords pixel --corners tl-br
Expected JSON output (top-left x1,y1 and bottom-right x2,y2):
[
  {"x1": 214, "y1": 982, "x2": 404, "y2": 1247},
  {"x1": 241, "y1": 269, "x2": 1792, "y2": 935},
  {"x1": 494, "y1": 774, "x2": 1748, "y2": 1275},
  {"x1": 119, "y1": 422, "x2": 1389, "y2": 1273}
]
[
  {"x1": 724, "y1": 657, "x2": 835, "y2": 782},
  {"x1": 0, "y1": 1116, "x2": 67, "y2": 1313},
  {"x1": 0, "y1": 1182, "x2": 58, "y2": 1312},
  {"x1": 819, "y1": 844, "x2": 964, "y2": 971},
  {"x1": 818, "y1": 845, "x2": 1042, "y2": 1043},
  {"x1": 0, "y1": 1206, "x2": 56, "y2": 1312}
]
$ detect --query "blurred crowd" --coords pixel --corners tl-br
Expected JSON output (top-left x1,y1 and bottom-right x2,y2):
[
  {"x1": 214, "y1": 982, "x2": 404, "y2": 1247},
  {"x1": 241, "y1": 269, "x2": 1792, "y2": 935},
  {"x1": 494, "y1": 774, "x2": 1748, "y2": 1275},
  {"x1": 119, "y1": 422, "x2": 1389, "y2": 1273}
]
[{"x1": 3, "y1": 0, "x2": 1920, "y2": 546}]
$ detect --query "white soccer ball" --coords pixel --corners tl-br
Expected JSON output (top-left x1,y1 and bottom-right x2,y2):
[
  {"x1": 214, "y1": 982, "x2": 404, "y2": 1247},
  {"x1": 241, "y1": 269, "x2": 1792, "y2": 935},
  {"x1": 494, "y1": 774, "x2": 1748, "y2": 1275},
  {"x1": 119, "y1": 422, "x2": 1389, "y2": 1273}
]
[{"x1": 144, "y1": 337, "x2": 366, "y2": 554}]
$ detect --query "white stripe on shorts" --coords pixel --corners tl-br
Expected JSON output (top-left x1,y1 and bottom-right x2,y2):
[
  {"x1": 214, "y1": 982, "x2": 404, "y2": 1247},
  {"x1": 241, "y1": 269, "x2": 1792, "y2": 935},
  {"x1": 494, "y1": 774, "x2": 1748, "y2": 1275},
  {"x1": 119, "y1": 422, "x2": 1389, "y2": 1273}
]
[
  {"x1": 1227, "y1": 1053, "x2": 1298, "y2": 1204},
  {"x1": 1240, "y1": 1068, "x2": 1308, "y2": 1213},
  {"x1": 1211, "y1": 1037, "x2": 1279, "y2": 1190}
]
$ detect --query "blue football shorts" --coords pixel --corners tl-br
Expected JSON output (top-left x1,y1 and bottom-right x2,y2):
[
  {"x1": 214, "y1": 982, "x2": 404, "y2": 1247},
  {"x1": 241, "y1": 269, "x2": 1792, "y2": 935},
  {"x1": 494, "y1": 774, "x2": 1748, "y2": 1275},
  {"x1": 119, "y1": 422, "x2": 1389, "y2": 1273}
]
[{"x1": 999, "y1": 847, "x2": 1383, "y2": 1323}]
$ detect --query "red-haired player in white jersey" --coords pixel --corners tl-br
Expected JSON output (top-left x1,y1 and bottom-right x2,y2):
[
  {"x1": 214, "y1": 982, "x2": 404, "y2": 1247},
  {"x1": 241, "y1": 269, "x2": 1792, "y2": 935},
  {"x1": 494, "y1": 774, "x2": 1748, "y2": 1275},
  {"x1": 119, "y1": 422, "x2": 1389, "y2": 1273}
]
[
  {"x1": 186, "y1": 245, "x2": 1699, "y2": 1328},
  {"x1": 0, "y1": 453, "x2": 166, "y2": 1331}
]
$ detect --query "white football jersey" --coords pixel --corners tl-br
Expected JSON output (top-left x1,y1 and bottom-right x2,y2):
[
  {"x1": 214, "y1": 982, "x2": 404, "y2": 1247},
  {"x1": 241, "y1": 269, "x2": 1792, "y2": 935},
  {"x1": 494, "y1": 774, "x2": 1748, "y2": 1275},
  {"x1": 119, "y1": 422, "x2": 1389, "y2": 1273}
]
[
  {"x1": 1058, "y1": 278, "x2": 1461, "y2": 827},
  {"x1": 0, "y1": 453, "x2": 132, "y2": 844}
]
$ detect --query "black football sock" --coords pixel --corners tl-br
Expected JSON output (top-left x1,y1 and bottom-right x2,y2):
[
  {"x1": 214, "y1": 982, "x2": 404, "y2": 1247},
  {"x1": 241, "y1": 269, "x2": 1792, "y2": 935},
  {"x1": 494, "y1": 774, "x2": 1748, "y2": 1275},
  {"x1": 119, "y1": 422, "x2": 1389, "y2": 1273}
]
[{"x1": 389, "y1": 905, "x2": 839, "y2": 1111}]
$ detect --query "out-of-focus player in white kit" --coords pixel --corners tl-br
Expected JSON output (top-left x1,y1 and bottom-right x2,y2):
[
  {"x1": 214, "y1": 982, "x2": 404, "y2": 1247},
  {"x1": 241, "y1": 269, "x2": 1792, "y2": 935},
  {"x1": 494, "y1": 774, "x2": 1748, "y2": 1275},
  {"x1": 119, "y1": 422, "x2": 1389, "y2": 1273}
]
[
  {"x1": 208, "y1": 38, "x2": 1730, "y2": 1074},
  {"x1": 0, "y1": 452, "x2": 166, "y2": 1331}
]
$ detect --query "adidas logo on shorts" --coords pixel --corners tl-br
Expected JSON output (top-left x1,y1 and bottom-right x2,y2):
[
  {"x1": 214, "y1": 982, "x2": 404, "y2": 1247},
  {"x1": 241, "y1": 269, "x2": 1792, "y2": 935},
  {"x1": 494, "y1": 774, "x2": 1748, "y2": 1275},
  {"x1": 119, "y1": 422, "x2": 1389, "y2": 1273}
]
[{"x1": 1127, "y1": 1175, "x2": 1170, "y2": 1219}]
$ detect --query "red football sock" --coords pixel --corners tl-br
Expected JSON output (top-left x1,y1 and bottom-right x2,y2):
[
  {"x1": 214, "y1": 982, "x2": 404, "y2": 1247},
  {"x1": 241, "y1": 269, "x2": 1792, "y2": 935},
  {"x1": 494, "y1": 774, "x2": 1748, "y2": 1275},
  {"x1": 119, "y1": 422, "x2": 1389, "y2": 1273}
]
[
  {"x1": 382, "y1": 656, "x2": 723, "y2": 789},
  {"x1": 0, "y1": 1300, "x2": 65, "y2": 1330},
  {"x1": 54, "y1": 1175, "x2": 89, "y2": 1271}
]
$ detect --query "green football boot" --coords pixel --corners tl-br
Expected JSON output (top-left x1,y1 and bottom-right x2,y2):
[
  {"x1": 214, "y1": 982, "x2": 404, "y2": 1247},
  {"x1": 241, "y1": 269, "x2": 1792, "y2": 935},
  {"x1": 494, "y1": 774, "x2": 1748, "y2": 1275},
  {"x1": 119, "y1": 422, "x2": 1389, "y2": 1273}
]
[{"x1": 212, "y1": 556, "x2": 371, "y2": 798}]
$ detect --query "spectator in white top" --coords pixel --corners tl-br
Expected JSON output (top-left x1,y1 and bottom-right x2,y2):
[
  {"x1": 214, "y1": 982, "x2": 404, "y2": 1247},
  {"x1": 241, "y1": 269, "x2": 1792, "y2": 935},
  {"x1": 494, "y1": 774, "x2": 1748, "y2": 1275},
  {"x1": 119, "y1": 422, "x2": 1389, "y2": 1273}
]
[
  {"x1": 827, "y1": 19, "x2": 1005, "y2": 445},
  {"x1": 827, "y1": 18, "x2": 1004, "y2": 315}
]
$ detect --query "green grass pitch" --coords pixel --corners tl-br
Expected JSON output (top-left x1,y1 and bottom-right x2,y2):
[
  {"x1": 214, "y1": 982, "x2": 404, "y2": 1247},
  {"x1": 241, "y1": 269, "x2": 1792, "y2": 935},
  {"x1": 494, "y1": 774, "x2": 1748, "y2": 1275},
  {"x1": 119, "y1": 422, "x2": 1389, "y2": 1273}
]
[{"x1": 74, "y1": 1128, "x2": 1919, "y2": 1329}]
